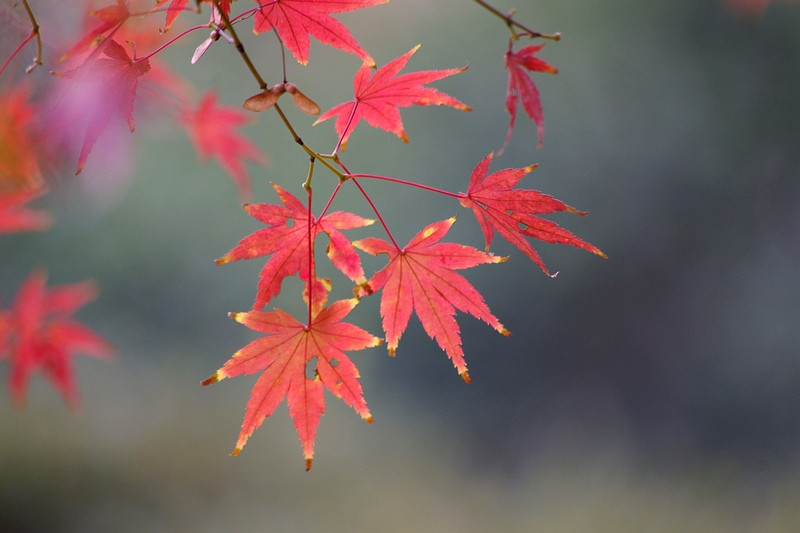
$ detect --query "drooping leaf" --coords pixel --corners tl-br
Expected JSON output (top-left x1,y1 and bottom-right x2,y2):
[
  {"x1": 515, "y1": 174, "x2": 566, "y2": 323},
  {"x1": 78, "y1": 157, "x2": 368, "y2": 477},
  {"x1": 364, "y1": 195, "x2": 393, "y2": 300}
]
[
  {"x1": 54, "y1": 39, "x2": 151, "y2": 174},
  {"x1": 216, "y1": 183, "x2": 373, "y2": 310},
  {"x1": 252, "y1": 0, "x2": 387, "y2": 65},
  {"x1": 315, "y1": 45, "x2": 470, "y2": 148},
  {"x1": 0, "y1": 188, "x2": 52, "y2": 234},
  {"x1": 459, "y1": 153, "x2": 606, "y2": 275},
  {"x1": 0, "y1": 270, "x2": 112, "y2": 407},
  {"x1": 503, "y1": 43, "x2": 557, "y2": 152},
  {"x1": 181, "y1": 91, "x2": 268, "y2": 200},
  {"x1": 202, "y1": 298, "x2": 381, "y2": 469},
  {"x1": 353, "y1": 217, "x2": 509, "y2": 383}
]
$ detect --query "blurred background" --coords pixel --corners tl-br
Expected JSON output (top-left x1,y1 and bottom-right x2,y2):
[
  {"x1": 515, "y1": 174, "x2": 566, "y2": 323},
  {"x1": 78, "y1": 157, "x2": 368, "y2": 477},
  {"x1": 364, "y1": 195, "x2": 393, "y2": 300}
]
[{"x1": 2, "y1": 0, "x2": 800, "y2": 531}]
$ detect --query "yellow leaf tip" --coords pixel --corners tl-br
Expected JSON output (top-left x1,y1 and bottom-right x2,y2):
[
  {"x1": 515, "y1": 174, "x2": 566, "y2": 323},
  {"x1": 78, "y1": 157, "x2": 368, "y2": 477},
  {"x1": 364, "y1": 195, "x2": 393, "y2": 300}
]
[
  {"x1": 201, "y1": 373, "x2": 220, "y2": 386},
  {"x1": 231, "y1": 447, "x2": 242, "y2": 457}
]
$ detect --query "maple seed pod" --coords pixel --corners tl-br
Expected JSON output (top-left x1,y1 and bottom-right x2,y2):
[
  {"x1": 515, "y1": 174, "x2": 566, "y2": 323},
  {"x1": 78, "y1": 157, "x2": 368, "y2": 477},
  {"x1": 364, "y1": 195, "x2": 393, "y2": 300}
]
[
  {"x1": 285, "y1": 83, "x2": 321, "y2": 116},
  {"x1": 243, "y1": 84, "x2": 286, "y2": 112}
]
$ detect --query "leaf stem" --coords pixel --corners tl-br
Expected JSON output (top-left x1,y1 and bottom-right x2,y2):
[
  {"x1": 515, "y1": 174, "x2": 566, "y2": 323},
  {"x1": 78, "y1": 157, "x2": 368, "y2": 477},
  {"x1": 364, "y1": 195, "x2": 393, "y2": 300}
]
[
  {"x1": 333, "y1": 101, "x2": 360, "y2": 156},
  {"x1": 305, "y1": 179, "x2": 314, "y2": 326},
  {"x1": 347, "y1": 173, "x2": 463, "y2": 199},
  {"x1": 138, "y1": 24, "x2": 209, "y2": 62},
  {"x1": 349, "y1": 178, "x2": 401, "y2": 251}
]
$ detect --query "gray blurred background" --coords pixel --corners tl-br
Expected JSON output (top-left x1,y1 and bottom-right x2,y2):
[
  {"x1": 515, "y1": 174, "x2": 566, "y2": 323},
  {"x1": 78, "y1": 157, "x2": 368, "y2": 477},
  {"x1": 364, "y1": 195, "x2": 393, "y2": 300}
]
[{"x1": 2, "y1": 0, "x2": 800, "y2": 531}]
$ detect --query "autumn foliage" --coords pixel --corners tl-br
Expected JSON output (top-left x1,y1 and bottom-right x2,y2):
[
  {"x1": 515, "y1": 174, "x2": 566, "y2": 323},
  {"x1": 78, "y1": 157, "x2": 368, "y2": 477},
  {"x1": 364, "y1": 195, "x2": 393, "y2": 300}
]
[{"x1": 1, "y1": 0, "x2": 606, "y2": 469}]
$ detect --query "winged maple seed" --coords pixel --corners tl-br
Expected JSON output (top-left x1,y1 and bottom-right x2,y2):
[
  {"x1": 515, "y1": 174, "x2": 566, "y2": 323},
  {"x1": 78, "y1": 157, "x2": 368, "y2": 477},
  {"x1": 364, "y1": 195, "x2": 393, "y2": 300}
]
[
  {"x1": 216, "y1": 183, "x2": 373, "y2": 310},
  {"x1": 243, "y1": 83, "x2": 321, "y2": 115},
  {"x1": 503, "y1": 43, "x2": 558, "y2": 152},
  {"x1": 353, "y1": 217, "x2": 509, "y2": 383},
  {"x1": 315, "y1": 45, "x2": 470, "y2": 149},
  {"x1": 459, "y1": 153, "x2": 606, "y2": 275},
  {"x1": 0, "y1": 270, "x2": 112, "y2": 407},
  {"x1": 202, "y1": 298, "x2": 381, "y2": 470},
  {"x1": 252, "y1": 0, "x2": 388, "y2": 66}
]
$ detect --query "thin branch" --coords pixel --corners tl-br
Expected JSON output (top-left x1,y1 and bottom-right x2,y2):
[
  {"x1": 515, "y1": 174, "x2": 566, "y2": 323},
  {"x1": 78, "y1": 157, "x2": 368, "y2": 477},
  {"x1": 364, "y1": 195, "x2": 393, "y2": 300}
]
[
  {"x1": 473, "y1": 0, "x2": 561, "y2": 41},
  {"x1": 0, "y1": 0, "x2": 43, "y2": 77}
]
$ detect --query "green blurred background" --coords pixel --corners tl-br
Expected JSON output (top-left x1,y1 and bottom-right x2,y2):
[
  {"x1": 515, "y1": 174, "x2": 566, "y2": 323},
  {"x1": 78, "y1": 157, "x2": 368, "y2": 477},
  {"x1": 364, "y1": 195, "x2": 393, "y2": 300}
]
[{"x1": 2, "y1": 0, "x2": 800, "y2": 531}]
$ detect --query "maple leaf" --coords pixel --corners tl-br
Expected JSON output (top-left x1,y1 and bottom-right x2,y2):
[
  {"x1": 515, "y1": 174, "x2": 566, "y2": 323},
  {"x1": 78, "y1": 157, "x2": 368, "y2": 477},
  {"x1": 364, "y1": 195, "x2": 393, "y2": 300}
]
[
  {"x1": 315, "y1": 45, "x2": 470, "y2": 148},
  {"x1": 216, "y1": 183, "x2": 373, "y2": 310},
  {"x1": 0, "y1": 87, "x2": 42, "y2": 192},
  {"x1": 353, "y1": 217, "x2": 509, "y2": 383},
  {"x1": 60, "y1": 0, "x2": 131, "y2": 60},
  {"x1": 0, "y1": 270, "x2": 112, "y2": 407},
  {"x1": 253, "y1": 0, "x2": 387, "y2": 66},
  {"x1": 54, "y1": 39, "x2": 151, "y2": 174},
  {"x1": 0, "y1": 188, "x2": 52, "y2": 234},
  {"x1": 154, "y1": 0, "x2": 232, "y2": 32},
  {"x1": 503, "y1": 43, "x2": 557, "y2": 152},
  {"x1": 181, "y1": 91, "x2": 268, "y2": 200},
  {"x1": 202, "y1": 298, "x2": 381, "y2": 469},
  {"x1": 459, "y1": 153, "x2": 606, "y2": 275}
]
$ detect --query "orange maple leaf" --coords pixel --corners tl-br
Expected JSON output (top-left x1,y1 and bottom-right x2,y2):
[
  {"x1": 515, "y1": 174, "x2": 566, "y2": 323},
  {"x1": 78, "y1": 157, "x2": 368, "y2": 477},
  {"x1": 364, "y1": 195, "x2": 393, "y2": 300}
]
[
  {"x1": 353, "y1": 217, "x2": 509, "y2": 383},
  {"x1": 0, "y1": 270, "x2": 112, "y2": 407},
  {"x1": 459, "y1": 153, "x2": 606, "y2": 275},
  {"x1": 315, "y1": 45, "x2": 470, "y2": 149},
  {"x1": 0, "y1": 87, "x2": 42, "y2": 192},
  {"x1": 253, "y1": 0, "x2": 387, "y2": 65},
  {"x1": 216, "y1": 183, "x2": 373, "y2": 310},
  {"x1": 202, "y1": 298, "x2": 381, "y2": 469}
]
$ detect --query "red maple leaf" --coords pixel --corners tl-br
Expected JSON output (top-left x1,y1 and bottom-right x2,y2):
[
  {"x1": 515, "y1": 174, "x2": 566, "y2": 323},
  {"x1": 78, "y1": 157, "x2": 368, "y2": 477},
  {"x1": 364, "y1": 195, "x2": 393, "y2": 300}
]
[
  {"x1": 202, "y1": 298, "x2": 381, "y2": 469},
  {"x1": 54, "y1": 39, "x2": 151, "y2": 174},
  {"x1": 503, "y1": 43, "x2": 557, "y2": 151},
  {"x1": 0, "y1": 270, "x2": 112, "y2": 407},
  {"x1": 252, "y1": 0, "x2": 387, "y2": 66},
  {"x1": 315, "y1": 45, "x2": 470, "y2": 148},
  {"x1": 216, "y1": 183, "x2": 373, "y2": 310},
  {"x1": 0, "y1": 188, "x2": 52, "y2": 234},
  {"x1": 459, "y1": 153, "x2": 606, "y2": 275},
  {"x1": 353, "y1": 217, "x2": 509, "y2": 383},
  {"x1": 60, "y1": 0, "x2": 131, "y2": 61},
  {"x1": 181, "y1": 91, "x2": 268, "y2": 200}
]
